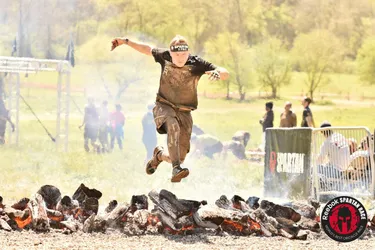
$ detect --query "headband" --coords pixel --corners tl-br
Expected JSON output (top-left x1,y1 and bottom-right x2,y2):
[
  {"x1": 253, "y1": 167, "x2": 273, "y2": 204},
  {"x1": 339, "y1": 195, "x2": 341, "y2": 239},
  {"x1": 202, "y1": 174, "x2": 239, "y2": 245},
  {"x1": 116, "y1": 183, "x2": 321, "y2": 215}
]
[{"x1": 170, "y1": 44, "x2": 189, "y2": 52}]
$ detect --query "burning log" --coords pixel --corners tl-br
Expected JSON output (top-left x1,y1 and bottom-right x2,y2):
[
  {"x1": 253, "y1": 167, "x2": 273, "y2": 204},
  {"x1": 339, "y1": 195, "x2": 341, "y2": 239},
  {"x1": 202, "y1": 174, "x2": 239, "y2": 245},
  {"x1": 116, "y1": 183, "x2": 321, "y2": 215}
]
[
  {"x1": 278, "y1": 228, "x2": 294, "y2": 239},
  {"x1": 28, "y1": 194, "x2": 50, "y2": 231},
  {"x1": 231, "y1": 195, "x2": 252, "y2": 212},
  {"x1": 3, "y1": 206, "x2": 29, "y2": 219},
  {"x1": 56, "y1": 196, "x2": 79, "y2": 216},
  {"x1": 123, "y1": 210, "x2": 154, "y2": 235},
  {"x1": 130, "y1": 195, "x2": 148, "y2": 213},
  {"x1": 194, "y1": 205, "x2": 261, "y2": 236},
  {"x1": 60, "y1": 220, "x2": 82, "y2": 233},
  {"x1": 296, "y1": 230, "x2": 308, "y2": 240},
  {"x1": 246, "y1": 196, "x2": 260, "y2": 210},
  {"x1": 251, "y1": 208, "x2": 279, "y2": 236},
  {"x1": 215, "y1": 195, "x2": 251, "y2": 212},
  {"x1": 298, "y1": 217, "x2": 320, "y2": 233},
  {"x1": 215, "y1": 195, "x2": 236, "y2": 211},
  {"x1": 148, "y1": 190, "x2": 206, "y2": 234},
  {"x1": 0, "y1": 218, "x2": 12, "y2": 231},
  {"x1": 72, "y1": 183, "x2": 102, "y2": 205},
  {"x1": 275, "y1": 217, "x2": 300, "y2": 236},
  {"x1": 82, "y1": 197, "x2": 99, "y2": 215},
  {"x1": 82, "y1": 200, "x2": 124, "y2": 233},
  {"x1": 152, "y1": 209, "x2": 179, "y2": 231},
  {"x1": 260, "y1": 200, "x2": 301, "y2": 222},
  {"x1": 46, "y1": 208, "x2": 64, "y2": 222},
  {"x1": 106, "y1": 204, "x2": 129, "y2": 228},
  {"x1": 83, "y1": 214, "x2": 96, "y2": 233},
  {"x1": 105, "y1": 200, "x2": 118, "y2": 213},
  {"x1": 282, "y1": 202, "x2": 317, "y2": 220},
  {"x1": 149, "y1": 189, "x2": 205, "y2": 220},
  {"x1": 37, "y1": 185, "x2": 61, "y2": 209},
  {"x1": 231, "y1": 195, "x2": 245, "y2": 210},
  {"x1": 3, "y1": 206, "x2": 31, "y2": 229},
  {"x1": 11, "y1": 198, "x2": 30, "y2": 210},
  {"x1": 0, "y1": 186, "x2": 327, "y2": 239}
]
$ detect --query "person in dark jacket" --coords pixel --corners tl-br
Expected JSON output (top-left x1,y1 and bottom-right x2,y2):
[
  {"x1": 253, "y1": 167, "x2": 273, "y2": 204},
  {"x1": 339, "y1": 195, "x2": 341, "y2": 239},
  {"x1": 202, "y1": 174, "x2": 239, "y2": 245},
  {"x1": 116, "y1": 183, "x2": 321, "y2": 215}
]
[
  {"x1": 259, "y1": 102, "x2": 274, "y2": 151},
  {"x1": 301, "y1": 96, "x2": 315, "y2": 127}
]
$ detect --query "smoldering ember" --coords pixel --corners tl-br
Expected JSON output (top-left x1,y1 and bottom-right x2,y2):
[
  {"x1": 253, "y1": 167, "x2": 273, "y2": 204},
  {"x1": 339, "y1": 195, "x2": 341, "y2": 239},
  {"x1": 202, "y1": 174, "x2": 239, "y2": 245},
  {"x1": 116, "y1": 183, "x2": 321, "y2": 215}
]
[{"x1": 1, "y1": 184, "x2": 374, "y2": 240}]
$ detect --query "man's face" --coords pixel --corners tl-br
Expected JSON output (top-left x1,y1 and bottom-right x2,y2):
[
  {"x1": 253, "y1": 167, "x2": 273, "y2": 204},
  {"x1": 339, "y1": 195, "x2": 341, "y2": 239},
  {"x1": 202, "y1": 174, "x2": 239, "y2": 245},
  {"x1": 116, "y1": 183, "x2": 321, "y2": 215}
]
[
  {"x1": 285, "y1": 104, "x2": 291, "y2": 111},
  {"x1": 170, "y1": 51, "x2": 189, "y2": 67},
  {"x1": 302, "y1": 100, "x2": 308, "y2": 107}
]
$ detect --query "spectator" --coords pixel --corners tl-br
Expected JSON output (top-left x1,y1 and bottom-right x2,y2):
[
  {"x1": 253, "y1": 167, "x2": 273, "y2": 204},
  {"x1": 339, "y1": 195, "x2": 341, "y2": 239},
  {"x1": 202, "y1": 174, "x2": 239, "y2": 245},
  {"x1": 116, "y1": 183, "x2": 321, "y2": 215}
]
[
  {"x1": 259, "y1": 102, "x2": 274, "y2": 150},
  {"x1": 301, "y1": 96, "x2": 315, "y2": 127},
  {"x1": 110, "y1": 104, "x2": 125, "y2": 150},
  {"x1": 280, "y1": 101, "x2": 297, "y2": 128},
  {"x1": 142, "y1": 103, "x2": 157, "y2": 163},
  {"x1": 80, "y1": 97, "x2": 99, "y2": 152},
  {"x1": 316, "y1": 122, "x2": 351, "y2": 177}
]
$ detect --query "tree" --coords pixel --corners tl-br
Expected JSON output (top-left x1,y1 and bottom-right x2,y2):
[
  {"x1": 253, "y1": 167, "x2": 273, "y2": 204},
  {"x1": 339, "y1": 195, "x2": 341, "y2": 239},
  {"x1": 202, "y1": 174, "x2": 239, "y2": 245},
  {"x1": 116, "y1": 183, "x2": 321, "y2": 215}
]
[
  {"x1": 77, "y1": 35, "x2": 153, "y2": 102},
  {"x1": 205, "y1": 32, "x2": 253, "y2": 101},
  {"x1": 292, "y1": 30, "x2": 343, "y2": 101},
  {"x1": 356, "y1": 37, "x2": 375, "y2": 85},
  {"x1": 253, "y1": 38, "x2": 291, "y2": 98}
]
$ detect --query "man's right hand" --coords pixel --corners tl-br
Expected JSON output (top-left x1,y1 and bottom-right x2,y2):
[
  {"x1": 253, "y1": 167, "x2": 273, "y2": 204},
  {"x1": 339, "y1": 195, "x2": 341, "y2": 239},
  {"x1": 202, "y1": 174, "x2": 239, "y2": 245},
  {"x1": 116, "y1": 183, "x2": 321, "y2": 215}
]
[{"x1": 111, "y1": 38, "x2": 126, "y2": 51}]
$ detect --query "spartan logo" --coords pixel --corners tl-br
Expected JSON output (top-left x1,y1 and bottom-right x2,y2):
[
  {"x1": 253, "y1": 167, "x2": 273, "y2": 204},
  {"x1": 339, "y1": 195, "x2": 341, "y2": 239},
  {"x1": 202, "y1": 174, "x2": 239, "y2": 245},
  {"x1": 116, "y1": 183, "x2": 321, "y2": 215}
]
[{"x1": 321, "y1": 196, "x2": 368, "y2": 242}]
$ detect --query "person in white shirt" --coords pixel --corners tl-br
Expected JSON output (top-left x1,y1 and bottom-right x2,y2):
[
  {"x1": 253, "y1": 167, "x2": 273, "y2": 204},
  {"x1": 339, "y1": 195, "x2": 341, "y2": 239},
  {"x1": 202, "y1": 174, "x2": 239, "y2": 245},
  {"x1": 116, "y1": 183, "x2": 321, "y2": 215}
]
[{"x1": 316, "y1": 122, "x2": 351, "y2": 177}]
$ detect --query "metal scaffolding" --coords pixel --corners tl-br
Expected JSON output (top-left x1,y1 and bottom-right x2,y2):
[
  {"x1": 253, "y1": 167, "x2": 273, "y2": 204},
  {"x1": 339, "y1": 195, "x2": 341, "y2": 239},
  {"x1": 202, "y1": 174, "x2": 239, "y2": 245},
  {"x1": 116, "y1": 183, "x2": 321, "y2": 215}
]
[{"x1": 0, "y1": 56, "x2": 71, "y2": 151}]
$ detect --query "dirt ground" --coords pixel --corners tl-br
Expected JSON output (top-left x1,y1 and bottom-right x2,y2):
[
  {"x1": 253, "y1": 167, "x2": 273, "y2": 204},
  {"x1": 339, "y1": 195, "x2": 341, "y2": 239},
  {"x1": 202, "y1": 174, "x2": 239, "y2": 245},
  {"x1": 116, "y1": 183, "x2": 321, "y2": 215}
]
[{"x1": 1, "y1": 231, "x2": 375, "y2": 250}]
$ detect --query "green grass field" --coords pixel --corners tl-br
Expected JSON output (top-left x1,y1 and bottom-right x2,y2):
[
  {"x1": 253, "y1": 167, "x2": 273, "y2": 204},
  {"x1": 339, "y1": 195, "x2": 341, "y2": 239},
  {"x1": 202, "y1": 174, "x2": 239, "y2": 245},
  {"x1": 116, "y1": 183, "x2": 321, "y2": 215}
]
[{"x1": 1, "y1": 66, "x2": 375, "y2": 205}]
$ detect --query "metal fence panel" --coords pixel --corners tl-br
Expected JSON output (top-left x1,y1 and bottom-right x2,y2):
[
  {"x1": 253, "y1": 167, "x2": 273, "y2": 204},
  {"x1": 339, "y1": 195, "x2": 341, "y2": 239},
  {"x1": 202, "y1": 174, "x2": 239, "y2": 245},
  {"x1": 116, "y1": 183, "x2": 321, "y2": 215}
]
[{"x1": 310, "y1": 127, "x2": 374, "y2": 201}]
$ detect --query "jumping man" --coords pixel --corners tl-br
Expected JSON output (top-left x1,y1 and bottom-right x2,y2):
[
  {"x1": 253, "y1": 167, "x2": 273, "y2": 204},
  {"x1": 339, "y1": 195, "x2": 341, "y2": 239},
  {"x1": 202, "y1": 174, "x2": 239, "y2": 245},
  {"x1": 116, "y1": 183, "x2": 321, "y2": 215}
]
[{"x1": 111, "y1": 35, "x2": 229, "y2": 182}]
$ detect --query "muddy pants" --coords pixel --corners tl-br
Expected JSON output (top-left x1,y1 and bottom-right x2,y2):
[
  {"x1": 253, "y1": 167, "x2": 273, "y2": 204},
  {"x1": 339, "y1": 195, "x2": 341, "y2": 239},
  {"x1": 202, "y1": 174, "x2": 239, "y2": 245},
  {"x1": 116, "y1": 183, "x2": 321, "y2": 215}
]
[{"x1": 153, "y1": 102, "x2": 193, "y2": 167}]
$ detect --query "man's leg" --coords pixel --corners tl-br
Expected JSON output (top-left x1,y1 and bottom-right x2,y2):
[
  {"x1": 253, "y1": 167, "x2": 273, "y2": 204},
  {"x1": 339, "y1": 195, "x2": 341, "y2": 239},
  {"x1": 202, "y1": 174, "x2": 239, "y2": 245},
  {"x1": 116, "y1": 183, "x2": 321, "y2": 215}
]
[
  {"x1": 84, "y1": 127, "x2": 90, "y2": 152},
  {"x1": 158, "y1": 117, "x2": 180, "y2": 165},
  {"x1": 98, "y1": 128, "x2": 105, "y2": 152},
  {"x1": 89, "y1": 127, "x2": 99, "y2": 153},
  {"x1": 110, "y1": 129, "x2": 115, "y2": 150},
  {"x1": 117, "y1": 132, "x2": 123, "y2": 150},
  {"x1": 165, "y1": 116, "x2": 190, "y2": 182},
  {"x1": 146, "y1": 116, "x2": 189, "y2": 181}
]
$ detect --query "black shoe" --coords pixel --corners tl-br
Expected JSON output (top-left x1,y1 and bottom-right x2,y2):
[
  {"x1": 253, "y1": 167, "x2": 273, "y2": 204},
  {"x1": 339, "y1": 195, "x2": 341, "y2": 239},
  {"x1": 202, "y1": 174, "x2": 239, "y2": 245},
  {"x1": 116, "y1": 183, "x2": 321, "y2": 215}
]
[
  {"x1": 146, "y1": 146, "x2": 164, "y2": 175},
  {"x1": 171, "y1": 166, "x2": 189, "y2": 183}
]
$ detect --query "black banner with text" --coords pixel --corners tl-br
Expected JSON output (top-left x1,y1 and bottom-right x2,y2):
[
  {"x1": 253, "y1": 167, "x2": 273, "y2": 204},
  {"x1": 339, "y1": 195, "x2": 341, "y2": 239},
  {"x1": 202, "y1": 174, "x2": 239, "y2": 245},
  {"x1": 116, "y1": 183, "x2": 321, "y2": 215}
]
[{"x1": 264, "y1": 128, "x2": 312, "y2": 198}]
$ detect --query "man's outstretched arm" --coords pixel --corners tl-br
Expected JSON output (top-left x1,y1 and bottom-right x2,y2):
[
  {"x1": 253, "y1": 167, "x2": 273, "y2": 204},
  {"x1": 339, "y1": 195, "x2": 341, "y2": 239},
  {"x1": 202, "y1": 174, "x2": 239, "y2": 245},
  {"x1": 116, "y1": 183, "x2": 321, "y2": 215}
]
[{"x1": 111, "y1": 38, "x2": 153, "y2": 56}]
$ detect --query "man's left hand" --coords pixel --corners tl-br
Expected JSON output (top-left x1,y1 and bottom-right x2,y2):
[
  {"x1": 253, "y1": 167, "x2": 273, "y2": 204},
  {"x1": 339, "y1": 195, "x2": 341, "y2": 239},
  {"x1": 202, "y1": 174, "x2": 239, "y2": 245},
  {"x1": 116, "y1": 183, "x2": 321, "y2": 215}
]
[{"x1": 205, "y1": 70, "x2": 221, "y2": 81}]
